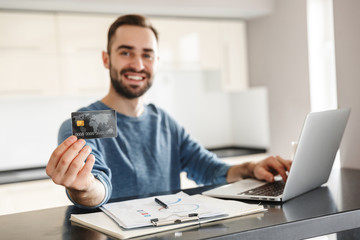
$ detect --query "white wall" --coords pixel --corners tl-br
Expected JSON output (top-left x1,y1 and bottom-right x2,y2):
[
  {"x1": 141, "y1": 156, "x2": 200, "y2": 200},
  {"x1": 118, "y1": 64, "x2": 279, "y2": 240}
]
[
  {"x1": 246, "y1": 0, "x2": 311, "y2": 158},
  {"x1": 146, "y1": 70, "x2": 234, "y2": 147},
  {"x1": 145, "y1": 71, "x2": 270, "y2": 148},
  {"x1": 0, "y1": 72, "x2": 269, "y2": 171},
  {"x1": 333, "y1": 0, "x2": 360, "y2": 169},
  {"x1": 0, "y1": 95, "x2": 101, "y2": 170},
  {"x1": 230, "y1": 87, "x2": 270, "y2": 148}
]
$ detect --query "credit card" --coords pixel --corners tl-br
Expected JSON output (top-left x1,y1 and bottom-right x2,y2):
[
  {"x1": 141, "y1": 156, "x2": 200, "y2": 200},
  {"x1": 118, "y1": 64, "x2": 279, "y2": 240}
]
[{"x1": 71, "y1": 110, "x2": 117, "y2": 139}]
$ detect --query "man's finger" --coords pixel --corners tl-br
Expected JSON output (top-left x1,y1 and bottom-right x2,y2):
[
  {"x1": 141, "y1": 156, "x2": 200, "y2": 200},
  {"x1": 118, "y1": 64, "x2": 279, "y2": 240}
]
[
  {"x1": 79, "y1": 154, "x2": 95, "y2": 177},
  {"x1": 74, "y1": 154, "x2": 96, "y2": 191},
  {"x1": 276, "y1": 155, "x2": 292, "y2": 172},
  {"x1": 52, "y1": 139, "x2": 87, "y2": 181},
  {"x1": 255, "y1": 167, "x2": 275, "y2": 182},
  {"x1": 63, "y1": 146, "x2": 92, "y2": 187},
  {"x1": 266, "y1": 157, "x2": 288, "y2": 182},
  {"x1": 46, "y1": 135, "x2": 77, "y2": 177}
]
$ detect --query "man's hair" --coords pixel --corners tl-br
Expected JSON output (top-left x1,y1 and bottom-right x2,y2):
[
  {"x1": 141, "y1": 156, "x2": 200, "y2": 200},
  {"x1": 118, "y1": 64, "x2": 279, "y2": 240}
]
[{"x1": 107, "y1": 14, "x2": 159, "y2": 54}]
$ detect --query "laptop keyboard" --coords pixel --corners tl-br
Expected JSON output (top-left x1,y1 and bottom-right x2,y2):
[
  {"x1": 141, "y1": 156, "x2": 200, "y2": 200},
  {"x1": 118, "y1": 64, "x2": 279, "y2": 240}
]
[{"x1": 239, "y1": 181, "x2": 285, "y2": 197}]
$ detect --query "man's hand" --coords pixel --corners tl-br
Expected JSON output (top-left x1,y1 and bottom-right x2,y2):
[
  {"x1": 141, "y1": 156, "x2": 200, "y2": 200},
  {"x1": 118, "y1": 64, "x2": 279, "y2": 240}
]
[
  {"x1": 46, "y1": 136, "x2": 105, "y2": 207},
  {"x1": 252, "y1": 156, "x2": 292, "y2": 182},
  {"x1": 226, "y1": 156, "x2": 292, "y2": 183}
]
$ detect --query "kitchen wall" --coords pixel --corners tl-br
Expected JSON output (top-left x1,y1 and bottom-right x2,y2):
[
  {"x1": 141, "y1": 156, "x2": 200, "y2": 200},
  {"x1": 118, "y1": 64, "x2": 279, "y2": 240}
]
[
  {"x1": 0, "y1": 12, "x2": 270, "y2": 171},
  {"x1": 230, "y1": 87, "x2": 270, "y2": 148},
  {"x1": 247, "y1": 0, "x2": 360, "y2": 167},
  {"x1": 146, "y1": 70, "x2": 234, "y2": 148},
  {"x1": 333, "y1": 0, "x2": 360, "y2": 169},
  {"x1": 247, "y1": 0, "x2": 311, "y2": 158},
  {"x1": 0, "y1": 75, "x2": 269, "y2": 172},
  {"x1": 3, "y1": 0, "x2": 358, "y2": 172},
  {"x1": 0, "y1": 95, "x2": 103, "y2": 170},
  {"x1": 146, "y1": 71, "x2": 270, "y2": 148}
]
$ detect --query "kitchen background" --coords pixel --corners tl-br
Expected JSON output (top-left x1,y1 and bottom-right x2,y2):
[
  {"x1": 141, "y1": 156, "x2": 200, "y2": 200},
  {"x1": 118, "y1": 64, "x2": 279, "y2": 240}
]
[
  {"x1": 0, "y1": 11, "x2": 270, "y2": 173},
  {"x1": 0, "y1": 0, "x2": 359, "y2": 198},
  {"x1": 0, "y1": 0, "x2": 359, "y2": 216}
]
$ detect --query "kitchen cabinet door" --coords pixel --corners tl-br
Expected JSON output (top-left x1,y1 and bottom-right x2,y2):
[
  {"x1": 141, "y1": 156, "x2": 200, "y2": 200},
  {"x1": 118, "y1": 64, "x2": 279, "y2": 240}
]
[
  {"x1": 0, "y1": 12, "x2": 59, "y2": 95},
  {"x1": 220, "y1": 20, "x2": 249, "y2": 92},
  {"x1": 151, "y1": 18, "x2": 222, "y2": 71},
  {"x1": 56, "y1": 13, "x2": 115, "y2": 95},
  {"x1": 151, "y1": 18, "x2": 248, "y2": 91}
]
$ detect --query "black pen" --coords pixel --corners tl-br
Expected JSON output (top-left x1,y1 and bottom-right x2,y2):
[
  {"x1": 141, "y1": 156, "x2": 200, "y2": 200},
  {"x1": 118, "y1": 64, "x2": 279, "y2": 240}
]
[{"x1": 155, "y1": 197, "x2": 168, "y2": 209}]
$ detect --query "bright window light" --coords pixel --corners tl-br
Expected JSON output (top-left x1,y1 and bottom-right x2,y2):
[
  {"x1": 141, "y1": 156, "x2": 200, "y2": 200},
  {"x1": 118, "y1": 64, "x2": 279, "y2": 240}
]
[
  {"x1": 307, "y1": 0, "x2": 337, "y2": 112},
  {"x1": 307, "y1": 0, "x2": 341, "y2": 169}
]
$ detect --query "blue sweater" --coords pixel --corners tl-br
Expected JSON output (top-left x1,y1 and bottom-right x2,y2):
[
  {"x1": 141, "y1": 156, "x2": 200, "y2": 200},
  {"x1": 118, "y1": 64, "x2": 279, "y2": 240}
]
[{"x1": 59, "y1": 101, "x2": 230, "y2": 208}]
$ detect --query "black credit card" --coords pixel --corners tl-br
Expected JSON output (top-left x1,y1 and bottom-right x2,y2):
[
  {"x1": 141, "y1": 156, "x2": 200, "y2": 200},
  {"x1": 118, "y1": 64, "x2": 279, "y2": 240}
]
[{"x1": 71, "y1": 110, "x2": 117, "y2": 139}]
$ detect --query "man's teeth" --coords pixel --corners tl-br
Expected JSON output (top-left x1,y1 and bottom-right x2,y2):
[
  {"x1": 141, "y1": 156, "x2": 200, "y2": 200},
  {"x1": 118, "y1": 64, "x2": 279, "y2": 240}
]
[{"x1": 127, "y1": 75, "x2": 143, "y2": 81}]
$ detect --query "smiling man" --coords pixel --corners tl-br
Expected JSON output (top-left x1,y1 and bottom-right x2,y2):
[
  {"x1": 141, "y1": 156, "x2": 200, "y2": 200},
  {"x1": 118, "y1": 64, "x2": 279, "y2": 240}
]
[
  {"x1": 106, "y1": 25, "x2": 155, "y2": 100},
  {"x1": 46, "y1": 14, "x2": 291, "y2": 209}
]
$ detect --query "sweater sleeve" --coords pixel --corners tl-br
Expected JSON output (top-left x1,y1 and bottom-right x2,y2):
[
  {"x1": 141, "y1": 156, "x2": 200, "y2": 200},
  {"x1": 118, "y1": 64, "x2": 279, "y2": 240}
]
[
  {"x1": 177, "y1": 126, "x2": 231, "y2": 186},
  {"x1": 58, "y1": 119, "x2": 113, "y2": 209}
]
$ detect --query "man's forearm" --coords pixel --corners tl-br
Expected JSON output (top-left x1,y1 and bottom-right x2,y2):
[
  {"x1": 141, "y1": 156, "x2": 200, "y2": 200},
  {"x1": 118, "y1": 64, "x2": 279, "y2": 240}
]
[
  {"x1": 67, "y1": 178, "x2": 106, "y2": 207},
  {"x1": 226, "y1": 162, "x2": 256, "y2": 183}
]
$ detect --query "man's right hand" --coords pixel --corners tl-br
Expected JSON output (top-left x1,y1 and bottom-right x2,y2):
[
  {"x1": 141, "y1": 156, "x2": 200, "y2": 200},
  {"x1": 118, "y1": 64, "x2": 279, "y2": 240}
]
[{"x1": 46, "y1": 135, "x2": 105, "y2": 207}]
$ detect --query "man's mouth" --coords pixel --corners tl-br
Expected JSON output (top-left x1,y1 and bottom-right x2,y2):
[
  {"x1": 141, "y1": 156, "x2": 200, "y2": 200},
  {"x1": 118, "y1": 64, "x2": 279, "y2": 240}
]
[
  {"x1": 120, "y1": 68, "x2": 151, "y2": 86},
  {"x1": 125, "y1": 74, "x2": 144, "y2": 81}
]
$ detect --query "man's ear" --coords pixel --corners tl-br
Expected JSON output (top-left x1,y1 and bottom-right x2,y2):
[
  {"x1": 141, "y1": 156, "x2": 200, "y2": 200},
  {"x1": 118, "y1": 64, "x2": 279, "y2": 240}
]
[{"x1": 102, "y1": 51, "x2": 110, "y2": 69}]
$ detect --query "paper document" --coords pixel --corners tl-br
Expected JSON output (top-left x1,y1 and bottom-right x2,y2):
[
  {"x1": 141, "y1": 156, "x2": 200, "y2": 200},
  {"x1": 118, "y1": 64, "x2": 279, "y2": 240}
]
[
  {"x1": 100, "y1": 192, "x2": 225, "y2": 229},
  {"x1": 71, "y1": 192, "x2": 266, "y2": 239}
]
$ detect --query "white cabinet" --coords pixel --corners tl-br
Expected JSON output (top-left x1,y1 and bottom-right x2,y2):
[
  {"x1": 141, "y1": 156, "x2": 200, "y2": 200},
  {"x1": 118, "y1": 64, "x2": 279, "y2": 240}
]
[
  {"x1": 0, "y1": 12, "x2": 248, "y2": 95},
  {"x1": 0, "y1": 12, "x2": 59, "y2": 95},
  {"x1": 0, "y1": 12, "x2": 115, "y2": 96},
  {"x1": 57, "y1": 13, "x2": 115, "y2": 95},
  {"x1": 220, "y1": 20, "x2": 249, "y2": 92},
  {"x1": 151, "y1": 18, "x2": 222, "y2": 71},
  {"x1": 151, "y1": 17, "x2": 248, "y2": 91}
]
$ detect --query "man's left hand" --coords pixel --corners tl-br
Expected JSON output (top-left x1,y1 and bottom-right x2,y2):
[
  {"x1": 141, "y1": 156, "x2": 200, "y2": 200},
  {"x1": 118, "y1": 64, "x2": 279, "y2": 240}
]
[
  {"x1": 253, "y1": 156, "x2": 292, "y2": 182},
  {"x1": 226, "y1": 155, "x2": 292, "y2": 183}
]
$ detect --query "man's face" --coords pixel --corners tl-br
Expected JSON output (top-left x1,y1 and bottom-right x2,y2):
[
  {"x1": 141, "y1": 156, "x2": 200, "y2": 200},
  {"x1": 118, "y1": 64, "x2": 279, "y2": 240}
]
[{"x1": 105, "y1": 25, "x2": 159, "y2": 99}]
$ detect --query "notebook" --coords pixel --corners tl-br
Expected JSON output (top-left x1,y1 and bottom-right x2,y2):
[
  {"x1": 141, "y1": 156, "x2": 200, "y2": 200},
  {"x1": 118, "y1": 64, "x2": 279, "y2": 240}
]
[{"x1": 203, "y1": 108, "x2": 350, "y2": 202}]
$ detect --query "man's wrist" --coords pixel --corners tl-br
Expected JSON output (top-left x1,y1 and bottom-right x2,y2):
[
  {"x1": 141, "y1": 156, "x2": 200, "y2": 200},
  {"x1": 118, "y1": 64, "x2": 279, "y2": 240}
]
[
  {"x1": 67, "y1": 179, "x2": 106, "y2": 207},
  {"x1": 246, "y1": 162, "x2": 256, "y2": 179},
  {"x1": 226, "y1": 162, "x2": 256, "y2": 183}
]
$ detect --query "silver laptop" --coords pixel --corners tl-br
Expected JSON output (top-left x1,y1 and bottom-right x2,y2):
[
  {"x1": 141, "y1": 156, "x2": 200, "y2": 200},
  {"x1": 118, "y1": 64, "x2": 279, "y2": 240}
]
[{"x1": 203, "y1": 108, "x2": 350, "y2": 202}]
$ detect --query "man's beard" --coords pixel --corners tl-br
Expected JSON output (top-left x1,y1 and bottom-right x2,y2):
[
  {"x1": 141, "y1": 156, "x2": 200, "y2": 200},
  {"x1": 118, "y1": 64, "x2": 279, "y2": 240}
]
[{"x1": 109, "y1": 64, "x2": 153, "y2": 99}]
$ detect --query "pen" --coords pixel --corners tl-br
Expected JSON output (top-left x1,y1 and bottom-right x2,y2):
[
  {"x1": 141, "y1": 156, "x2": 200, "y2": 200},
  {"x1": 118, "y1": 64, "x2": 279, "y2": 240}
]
[{"x1": 155, "y1": 197, "x2": 168, "y2": 209}]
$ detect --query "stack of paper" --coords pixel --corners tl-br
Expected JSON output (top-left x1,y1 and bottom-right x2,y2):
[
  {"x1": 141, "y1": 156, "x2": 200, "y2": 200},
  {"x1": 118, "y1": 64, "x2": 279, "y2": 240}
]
[{"x1": 70, "y1": 192, "x2": 265, "y2": 239}]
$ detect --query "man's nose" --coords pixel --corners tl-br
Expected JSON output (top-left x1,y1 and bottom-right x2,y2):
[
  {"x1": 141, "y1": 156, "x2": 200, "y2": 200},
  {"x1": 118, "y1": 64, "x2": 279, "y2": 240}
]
[{"x1": 129, "y1": 56, "x2": 145, "y2": 72}]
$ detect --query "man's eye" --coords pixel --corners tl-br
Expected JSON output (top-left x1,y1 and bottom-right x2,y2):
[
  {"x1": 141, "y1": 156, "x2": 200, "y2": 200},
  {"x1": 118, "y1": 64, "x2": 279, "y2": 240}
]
[
  {"x1": 120, "y1": 51, "x2": 130, "y2": 56},
  {"x1": 143, "y1": 54, "x2": 153, "y2": 60}
]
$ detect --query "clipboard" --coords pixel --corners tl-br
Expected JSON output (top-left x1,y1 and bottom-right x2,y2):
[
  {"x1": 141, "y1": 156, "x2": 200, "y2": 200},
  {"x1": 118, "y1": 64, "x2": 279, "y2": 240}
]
[
  {"x1": 71, "y1": 193, "x2": 266, "y2": 239},
  {"x1": 100, "y1": 192, "x2": 226, "y2": 229},
  {"x1": 150, "y1": 213, "x2": 199, "y2": 226}
]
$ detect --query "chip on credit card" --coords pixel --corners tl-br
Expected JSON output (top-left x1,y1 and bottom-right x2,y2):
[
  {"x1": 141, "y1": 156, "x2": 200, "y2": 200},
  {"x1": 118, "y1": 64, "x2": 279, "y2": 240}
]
[{"x1": 71, "y1": 110, "x2": 117, "y2": 139}]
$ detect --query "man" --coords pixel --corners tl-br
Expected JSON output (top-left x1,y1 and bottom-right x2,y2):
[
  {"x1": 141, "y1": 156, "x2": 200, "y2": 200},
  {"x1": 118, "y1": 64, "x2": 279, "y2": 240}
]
[{"x1": 46, "y1": 14, "x2": 291, "y2": 209}]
